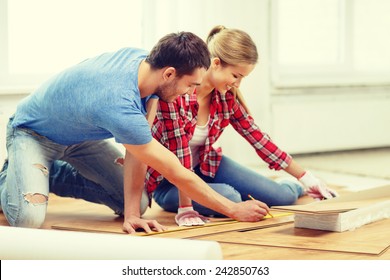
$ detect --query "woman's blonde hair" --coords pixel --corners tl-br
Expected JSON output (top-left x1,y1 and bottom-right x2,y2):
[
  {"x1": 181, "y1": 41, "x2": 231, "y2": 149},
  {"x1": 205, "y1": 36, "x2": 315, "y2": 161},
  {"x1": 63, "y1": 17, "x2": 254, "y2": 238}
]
[{"x1": 206, "y1": 25, "x2": 258, "y2": 114}]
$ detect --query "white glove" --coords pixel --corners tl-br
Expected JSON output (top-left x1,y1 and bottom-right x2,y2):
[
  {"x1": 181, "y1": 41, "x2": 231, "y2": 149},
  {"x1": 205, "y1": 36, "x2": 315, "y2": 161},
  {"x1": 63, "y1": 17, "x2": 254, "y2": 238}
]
[
  {"x1": 299, "y1": 171, "x2": 338, "y2": 200},
  {"x1": 175, "y1": 206, "x2": 209, "y2": 226}
]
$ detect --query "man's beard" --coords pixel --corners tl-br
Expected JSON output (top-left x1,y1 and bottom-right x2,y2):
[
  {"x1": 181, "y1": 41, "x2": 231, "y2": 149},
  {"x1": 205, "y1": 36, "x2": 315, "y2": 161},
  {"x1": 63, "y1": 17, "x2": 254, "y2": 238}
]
[{"x1": 155, "y1": 80, "x2": 180, "y2": 102}]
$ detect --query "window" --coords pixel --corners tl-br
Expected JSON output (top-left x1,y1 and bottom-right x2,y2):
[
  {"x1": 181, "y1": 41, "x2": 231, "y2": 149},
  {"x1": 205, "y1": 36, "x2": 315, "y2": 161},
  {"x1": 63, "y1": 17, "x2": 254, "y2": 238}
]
[
  {"x1": 0, "y1": 0, "x2": 143, "y2": 92},
  {"x1": 271, "y1": 0, "x2": 390, "y2": 87}
]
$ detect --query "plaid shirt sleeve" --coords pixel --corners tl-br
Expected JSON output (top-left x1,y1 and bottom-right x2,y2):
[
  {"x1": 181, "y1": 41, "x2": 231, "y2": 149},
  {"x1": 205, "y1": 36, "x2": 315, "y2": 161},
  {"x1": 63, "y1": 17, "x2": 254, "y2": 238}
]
[
  {"x1": 229, "y1": 98, "x2": 292, "y2": 170},
  {"x1": 145, "y1": 100, "x2": 193, "y2": 194}
]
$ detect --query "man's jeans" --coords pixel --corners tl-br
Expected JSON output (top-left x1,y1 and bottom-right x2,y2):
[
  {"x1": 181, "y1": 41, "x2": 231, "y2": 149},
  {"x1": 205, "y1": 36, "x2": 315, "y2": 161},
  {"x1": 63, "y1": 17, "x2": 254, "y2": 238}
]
[{"x1": 0, "y1": 118, "x2": 148, "y2": 228}]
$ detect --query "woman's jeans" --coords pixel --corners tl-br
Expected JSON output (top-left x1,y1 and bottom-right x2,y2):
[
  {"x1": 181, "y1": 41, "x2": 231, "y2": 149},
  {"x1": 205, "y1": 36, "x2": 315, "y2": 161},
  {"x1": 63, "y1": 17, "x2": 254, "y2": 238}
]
[
  {"x1": 0, "y1": 119, "x2": 148, "y2": 228},
  {"x1": 154, "y1": 155, "x2": 304, "y2": 217}
]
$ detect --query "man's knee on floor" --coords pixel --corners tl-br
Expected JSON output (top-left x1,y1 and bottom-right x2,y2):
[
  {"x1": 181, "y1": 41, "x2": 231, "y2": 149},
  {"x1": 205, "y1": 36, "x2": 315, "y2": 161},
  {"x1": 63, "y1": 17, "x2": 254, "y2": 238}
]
[
  {"x1": 24, "y1": 193, "x2": 48, "y2": 204},
  {"x1": 10, "y1": 193, "x2": 48, "y2": 228}
]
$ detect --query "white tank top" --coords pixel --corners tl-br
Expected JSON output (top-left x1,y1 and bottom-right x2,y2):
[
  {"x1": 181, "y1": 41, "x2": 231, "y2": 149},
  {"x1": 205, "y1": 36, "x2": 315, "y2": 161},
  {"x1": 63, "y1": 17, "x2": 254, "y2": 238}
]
[{"x1": 189, "y1": 122, "x2": 209, "y2": 167}]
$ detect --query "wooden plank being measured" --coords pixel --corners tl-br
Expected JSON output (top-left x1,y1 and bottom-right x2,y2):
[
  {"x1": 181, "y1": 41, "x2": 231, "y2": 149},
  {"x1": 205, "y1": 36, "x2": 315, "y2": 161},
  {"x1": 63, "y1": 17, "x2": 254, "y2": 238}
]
[
  {"x1": 197, "y1": 218, "x2": 390, "y2": 255},
  {"x1": 51, "y1": 216, "x2": 237, "y2": 236},
  {"x1": 153, "y1": 213, "x2": 293, "y2": 239},
  {"x1": 52, "y1": 212, "x2": 294, "y2": 238}
]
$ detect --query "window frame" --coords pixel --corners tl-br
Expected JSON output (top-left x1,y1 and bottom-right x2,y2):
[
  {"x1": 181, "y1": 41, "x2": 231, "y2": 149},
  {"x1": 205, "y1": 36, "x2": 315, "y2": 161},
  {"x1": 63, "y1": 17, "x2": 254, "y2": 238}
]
[{"x1": 270, "y1": 0, "x2": 390, "y2": 89}]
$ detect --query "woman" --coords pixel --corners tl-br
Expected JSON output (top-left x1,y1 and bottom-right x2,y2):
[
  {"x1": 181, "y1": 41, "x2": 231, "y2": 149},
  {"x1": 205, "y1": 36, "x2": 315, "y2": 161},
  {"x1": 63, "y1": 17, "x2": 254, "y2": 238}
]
[{"x1": 145, "y1": 26, "x2": 337, "y2": 226}]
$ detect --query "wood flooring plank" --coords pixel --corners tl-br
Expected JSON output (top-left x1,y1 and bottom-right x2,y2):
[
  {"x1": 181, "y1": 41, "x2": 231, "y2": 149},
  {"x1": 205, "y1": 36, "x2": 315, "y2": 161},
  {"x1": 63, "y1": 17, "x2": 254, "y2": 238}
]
[
  {"x1": 197, "y1": 218, "x2": 390, "y2": 255},
  {"x1": 216, "y1": 242, "x2": 390, "y2": 260},
  {"x1": 51, "y1": 212, "x2": 294, "y2": 237},
  {"x1": 154, "y1": 215, "x2": 294, "y2": 239}
]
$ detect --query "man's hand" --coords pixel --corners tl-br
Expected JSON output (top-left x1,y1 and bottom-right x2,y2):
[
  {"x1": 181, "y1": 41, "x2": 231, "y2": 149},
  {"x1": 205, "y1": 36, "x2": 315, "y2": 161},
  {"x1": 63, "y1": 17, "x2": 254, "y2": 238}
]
[
  {"x1": 123, "y1": 215, "x2": 167, "y2": 234},
  {"x1": 230, "y1": 200, "x2": 270, "y2": 222},
  {"x1": 299, "y1": 171, "x2": 338, "y2": 200}
]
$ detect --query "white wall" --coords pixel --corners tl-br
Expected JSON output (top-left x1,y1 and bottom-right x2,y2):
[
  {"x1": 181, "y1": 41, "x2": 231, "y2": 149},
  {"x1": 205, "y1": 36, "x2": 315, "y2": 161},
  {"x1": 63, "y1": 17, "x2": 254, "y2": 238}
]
[{"x1": 271, "y1": 88, "x2": 390, "y2": 154}]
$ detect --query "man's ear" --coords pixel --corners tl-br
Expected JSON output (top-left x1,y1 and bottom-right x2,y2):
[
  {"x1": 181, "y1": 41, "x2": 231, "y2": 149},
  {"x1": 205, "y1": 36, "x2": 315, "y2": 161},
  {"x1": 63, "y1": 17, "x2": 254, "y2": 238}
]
[{"x1": 162, "y1": 67, "x2": 176, "y2": 81}]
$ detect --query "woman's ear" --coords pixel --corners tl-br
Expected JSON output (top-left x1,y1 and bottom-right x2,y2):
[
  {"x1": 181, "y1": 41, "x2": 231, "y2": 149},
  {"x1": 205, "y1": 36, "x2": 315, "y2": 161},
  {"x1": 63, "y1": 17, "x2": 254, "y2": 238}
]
[
  {"x1": 162, "y1": 67, "x2": 176, "y2": 81},
  {"x1": 212, "y1": 57, "x2": 221, "y2": 68}
]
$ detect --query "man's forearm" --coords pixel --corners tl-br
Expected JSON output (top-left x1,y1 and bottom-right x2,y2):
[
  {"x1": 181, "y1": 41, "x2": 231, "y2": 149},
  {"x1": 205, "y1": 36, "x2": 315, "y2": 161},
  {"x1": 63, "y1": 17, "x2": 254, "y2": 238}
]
[{"x1": 123, "y1": 150, "x2": 147, "y2": 218}]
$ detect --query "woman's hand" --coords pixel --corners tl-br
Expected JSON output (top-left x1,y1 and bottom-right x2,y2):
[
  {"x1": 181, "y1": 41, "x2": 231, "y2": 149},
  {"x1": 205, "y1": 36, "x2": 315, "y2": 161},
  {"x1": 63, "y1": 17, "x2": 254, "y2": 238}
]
[{"x1": 299, "y1": 171, "x2": 338, "y2": 200}]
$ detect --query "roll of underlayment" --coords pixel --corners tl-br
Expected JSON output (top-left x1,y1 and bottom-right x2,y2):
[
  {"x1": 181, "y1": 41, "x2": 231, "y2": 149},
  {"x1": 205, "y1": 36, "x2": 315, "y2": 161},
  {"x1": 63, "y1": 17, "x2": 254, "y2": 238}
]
[{"x1": 0, "y1": 226, "x2": 222, "y2": 260}]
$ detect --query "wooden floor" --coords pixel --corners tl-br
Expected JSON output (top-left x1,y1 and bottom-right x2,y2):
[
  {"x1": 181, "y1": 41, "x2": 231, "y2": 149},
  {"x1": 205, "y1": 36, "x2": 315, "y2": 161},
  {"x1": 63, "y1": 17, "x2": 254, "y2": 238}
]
[{"x1": 1, "y1": 189, "x2": 389, "y2": 260}]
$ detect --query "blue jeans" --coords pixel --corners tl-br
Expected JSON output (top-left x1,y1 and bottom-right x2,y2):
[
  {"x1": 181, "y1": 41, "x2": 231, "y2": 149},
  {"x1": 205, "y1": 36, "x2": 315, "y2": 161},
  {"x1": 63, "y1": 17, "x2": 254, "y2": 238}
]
[
  {"x1": 153, "y1": 155, "x2": 304, "y2": 217},
  {"x1": 0, "y1": 118, "x2": 148, "y2": 228}
]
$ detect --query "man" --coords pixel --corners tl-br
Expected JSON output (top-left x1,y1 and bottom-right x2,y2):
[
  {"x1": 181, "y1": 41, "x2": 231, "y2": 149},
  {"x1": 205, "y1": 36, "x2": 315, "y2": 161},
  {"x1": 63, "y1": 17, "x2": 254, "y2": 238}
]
[{"x1": 0, "y1": 32, "x2": 269, "y2": 234}]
